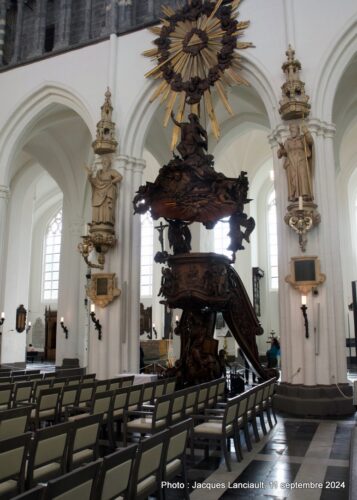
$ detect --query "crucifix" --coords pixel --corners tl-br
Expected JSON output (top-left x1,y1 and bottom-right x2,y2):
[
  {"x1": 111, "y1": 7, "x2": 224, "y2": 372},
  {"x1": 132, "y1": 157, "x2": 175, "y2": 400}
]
[{"x1": 155, "y1": 221, "x2": 169, "y2": 253}]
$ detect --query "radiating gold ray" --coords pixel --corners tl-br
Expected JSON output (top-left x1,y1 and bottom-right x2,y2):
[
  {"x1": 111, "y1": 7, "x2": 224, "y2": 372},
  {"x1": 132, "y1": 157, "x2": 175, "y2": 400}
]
[
  {"x1": 162, "y1": 5, "x2": 175, "y2": 16},
  {"x1": 144, "y1": 51, "x2": 179, "y2": 78},
  {"x1": 206, "y1": 18, "x2": 222, "y2": 33},
  {"x1": 142, "y1": 48, "x2": 159, "y2": 57},
  {"x1": 164, "y1": 91, "x2": 178, "y2": 127},
  {"x1": 171, "y1": 92, "x2": 186, "y2": 150},
  {"x1": 202, "y1": 0, "x2": 223, "y2": 31},
  {"x1": 215, "y1": 81, "x2": 233, "y2": 115},
  {"x1": 204, "y1": 90, "x2": 220, "y2": 139},
  {"x1": 149, "y1": 81, "x2": 168, "y2": 102},
  {"x1": 148, "y1": 26, "x2": 162, "y2": 35},
  {"x1": 160, "y1": 84, "x2": 171, "y2": 104}
]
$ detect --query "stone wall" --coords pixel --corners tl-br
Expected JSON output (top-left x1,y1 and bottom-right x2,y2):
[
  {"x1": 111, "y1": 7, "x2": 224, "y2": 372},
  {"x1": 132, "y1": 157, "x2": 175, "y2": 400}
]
[{"x1": 1, "y1": 0, "x2": 180, "y2": 68}]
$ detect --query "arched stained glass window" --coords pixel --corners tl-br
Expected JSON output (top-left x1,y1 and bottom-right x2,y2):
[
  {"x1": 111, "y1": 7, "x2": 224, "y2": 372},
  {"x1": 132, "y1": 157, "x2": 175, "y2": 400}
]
[
  {"x1": 267, "y1": 191, "x2": 278, "y2": 289},
  {"x1": 141, "y1": 213, "x2": 154, "y2": 296},
  {"x1": 43, "y1": 209, "x2": 62, "y2": 301}
]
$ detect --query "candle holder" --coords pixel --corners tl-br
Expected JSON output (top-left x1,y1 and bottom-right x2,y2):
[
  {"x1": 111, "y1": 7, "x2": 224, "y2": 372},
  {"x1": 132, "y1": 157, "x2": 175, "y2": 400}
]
[
  {"x1": 60, "y1": 318, "x2": 69, "y2": 339},
  {"x1": 90, "y1": 309, "x2": 102, "y2": 341},
  {"x1": 301, "y1": 296, "x2": 309, "y2": 338},
  {"x1": 0, "y1": 314, "x2": 5, "y2": 335},
  {"x1": 284, "y1": 202, "x2": 320, "y2": 252}
]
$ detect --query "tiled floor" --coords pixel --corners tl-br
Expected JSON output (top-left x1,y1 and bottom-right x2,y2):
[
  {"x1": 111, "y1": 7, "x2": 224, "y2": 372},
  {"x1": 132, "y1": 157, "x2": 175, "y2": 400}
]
[{"x1": 161, "y1": 414, "x2": 354, "y2": 500}]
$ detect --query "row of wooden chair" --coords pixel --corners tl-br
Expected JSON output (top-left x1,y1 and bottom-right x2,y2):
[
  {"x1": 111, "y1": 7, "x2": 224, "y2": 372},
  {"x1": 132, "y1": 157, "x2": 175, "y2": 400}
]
[
  {"x1": 190, "y1": 377, "x2": 277, "y2": 471},
  {"x1": 4, "y1": 418, "x2": 192, "y2": 500},
  {"x1": 0, "y1": 375, "x2": 135, "y2": 411}
]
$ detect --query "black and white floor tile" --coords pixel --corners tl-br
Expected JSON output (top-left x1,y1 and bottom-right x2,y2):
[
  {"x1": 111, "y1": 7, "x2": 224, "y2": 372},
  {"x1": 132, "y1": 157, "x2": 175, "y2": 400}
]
[{"x1": 161, "y1": 415, "x2": 353, "y2": 500}]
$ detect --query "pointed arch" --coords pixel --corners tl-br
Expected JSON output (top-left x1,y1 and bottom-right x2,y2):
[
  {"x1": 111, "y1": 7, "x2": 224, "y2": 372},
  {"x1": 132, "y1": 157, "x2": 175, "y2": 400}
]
[
  {"x1": 312, "y1": 13, "x2": 357, "y2": 122},
  {"x1": 0, "y1": 82, "x2": 94, "y2": 186}
]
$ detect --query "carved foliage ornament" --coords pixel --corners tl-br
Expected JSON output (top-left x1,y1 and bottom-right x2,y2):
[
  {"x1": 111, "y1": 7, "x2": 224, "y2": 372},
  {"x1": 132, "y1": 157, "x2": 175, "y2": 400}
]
[{"x1": 143, "y1": 0, "x2": 253, "y2": 145}]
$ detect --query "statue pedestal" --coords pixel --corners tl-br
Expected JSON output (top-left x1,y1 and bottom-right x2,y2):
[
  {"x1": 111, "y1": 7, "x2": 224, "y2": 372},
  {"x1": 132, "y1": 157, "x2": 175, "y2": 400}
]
[{"x1": 274, "y1": 383, "x2": 354, "y2": 416}]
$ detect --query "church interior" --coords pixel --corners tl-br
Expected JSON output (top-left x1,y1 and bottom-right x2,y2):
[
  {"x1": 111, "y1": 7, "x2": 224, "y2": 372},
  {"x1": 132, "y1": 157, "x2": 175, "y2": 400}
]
[{"x1": 0, "y1": 0, "x2": 357, "y2": 498}]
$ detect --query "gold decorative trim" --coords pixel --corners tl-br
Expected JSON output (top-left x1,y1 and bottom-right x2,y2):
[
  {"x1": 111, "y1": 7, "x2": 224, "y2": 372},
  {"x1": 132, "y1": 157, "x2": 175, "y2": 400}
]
[{"x1": 86, "y1": 273, "x2": 121, "y2": 308}]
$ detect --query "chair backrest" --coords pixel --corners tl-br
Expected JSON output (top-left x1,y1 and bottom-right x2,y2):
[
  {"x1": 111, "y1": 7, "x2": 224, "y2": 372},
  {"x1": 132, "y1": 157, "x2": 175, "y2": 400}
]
[
  {"x1": 110, "y1": 387, "x2": 129, "y2": 415},
  {"x1": 0, "y1": 406, "x2": 31, "y2": 440},
  {"x1": 255, "y1": 382, "x2": 267, "y2": 406},
  {"x1": 170, "y1": 389, "x2": 186, "y2": 423},
  {"x1": 66, "y1": 376, "x2": 81, "y2": 386},
  {"x1": 52, "y1": 377, "x2": 68, "y2": 390},
  {"x1": 67, "y1": 414, "x2": 103, "y2": 470},
  {"x1": 59, "y1": 386, "x2": 78, "y2": 412},
  {"x1": 184, "y1": 387, "x2": 198, "y2": 415},
  {"x1": 0, "y1": 376, "x2": 11, "y2": 385},
  {"x1": 27, "y1": 421, "x2": 72, "y2": 487},
  {"x1": 246, "y1": 386, "x2": 258, "y2": 412},
  {"x1": 37, "y1": 388, "x2": 61, "y2": 412},
  {"x1": 95, "y1": 380, "x2": 109, "y2": 394},
  {"x1": 46, "y1": 460, "x2": 102, "y2": 500},
  {"x1": 76, "y1": 382, "x2": 96, "y2": 406},
  {"x1": 237, "y1": 390, "x2": 249, "y2": 418},
  {"x1": 127, "y1": 384, "x2": 143, "y2": 409},
  {"x1": 81, "y1": 374, "x2": 96, "y2": 383},
  {"x1": 28, "y1": 374, "x2": 43, "y2": 382},
  {"x1": 0, "y1": 432, "x2": 32, "y2": 494},
  {"x1": 196, "y1": 383, "x2": 209, "y2": 411},
  {"x1": 130, "y1": 430, "x2": 169, "y2": 498},
  {"x1": 223, "y1": 398, "x2": 239, "y2": 431},
  {"x1": 207, "y1": 380, "x2": 218, "y2": 407},
  {"x1": 13, "y1": 381, "x2": 33, "y2": 405},
  {"x1": 119, "y1": 375, "x2": 135, "y2": 388},
  {"x1": 216, "y1": 378, "x2": 226, "y2": 401},
  {"x1": 166, "y1": 419, "x2": 191, "y2": 465},
  {"x1": 12, "y1": 375, "x2": 29, "y2": 383},
  {"x1": 0, "y1": 383, "x2": 13, "y2": 409},
  {"x1": 262, "y1": 381, "x2": 271, "y2": 402},
  {"x1": 92, "y1": 390, "x2": 113, "y2": 415},
  {"x1": 107, "y1": 377, "x2": 123, "y2": 391},
  {"x1": 141, "y1": 382, "x2": 155, "y2": 405},
  {"x1": 43, "y1": 373, "x2": 56, "y2": 379},
  {"x1": 153, "y1": 394, "x2": 173, "y2": 427},
  {"x1": 12, "y1": 484, "x2": 46, "y2": 499},
  {"x1": 268, "y1": 378, "x2": 277, "y2": 398},
  {"x1": 164, "y1": 378, "x2": 176, "y2": 395},
  {"x1": 33, "y1": 380, "x2": 53, "y2": 401},
  {"x1": 96, "y1": 445, "x2": 137, "y2": 500},
  {"x1": 153, "y1": 379, "x2": 165, "y2": 399}
]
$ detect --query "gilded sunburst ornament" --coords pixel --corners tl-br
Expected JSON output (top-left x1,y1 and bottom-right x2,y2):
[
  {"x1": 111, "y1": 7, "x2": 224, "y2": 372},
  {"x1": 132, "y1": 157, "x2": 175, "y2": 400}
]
[{"x1": 143, "y1": 0, "x2": 253, "y2": 147}]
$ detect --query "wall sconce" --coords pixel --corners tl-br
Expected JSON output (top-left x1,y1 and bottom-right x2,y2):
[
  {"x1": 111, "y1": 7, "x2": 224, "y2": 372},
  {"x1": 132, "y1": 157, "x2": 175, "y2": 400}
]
[
  {"x1": 152, "y1": 323, "x2": 158, "y2": 339},
  {"x1": 0, "y1": 312, "x2": 5, "y2": 335},
  {"x1": 301, "y1": 295, "x2": 309, "y2": 338},
  {"x1": 90, "y1": 304, "x2": 102, "y2": 340},
  {"x1": 26, "y1": 321, "x2": 32, "y2": 334},
  {"x1": 60, "y1": 317, "x2": 69, "y2": 339}
]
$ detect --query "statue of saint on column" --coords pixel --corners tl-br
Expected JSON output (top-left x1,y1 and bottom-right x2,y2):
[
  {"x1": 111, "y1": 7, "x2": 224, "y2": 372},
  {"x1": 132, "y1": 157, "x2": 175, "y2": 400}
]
[
  {"x1": 278, "y1": 123, "x2": 314, "y2": 202},
  {"x1": 86, "y1": 155, "x2": 122, "y2": 226}
]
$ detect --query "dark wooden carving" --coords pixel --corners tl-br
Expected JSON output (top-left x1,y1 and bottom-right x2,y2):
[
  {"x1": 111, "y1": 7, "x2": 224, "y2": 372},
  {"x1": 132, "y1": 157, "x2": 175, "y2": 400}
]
[
  {"x1": 134, "y1": 113, "x2": 274, "y2": 385},
  {"x1": 44, "y1": 307, "x2": 57, "y2": 361},
  {"x1": 140, "y1": 303, "x2": 152, "y2": 336},
  {"x1": 16, "y1": 304, "x2": 27, "y2": 333}
]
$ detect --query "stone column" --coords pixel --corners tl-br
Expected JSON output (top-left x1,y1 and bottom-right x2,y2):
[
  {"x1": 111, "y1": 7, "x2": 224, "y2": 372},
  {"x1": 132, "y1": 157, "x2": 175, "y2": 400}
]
[
  {"x1": 11, "y1": 0, "x2": 24, "y2": 64},
  {"x1": 54, "y1": 0, "x2": 72, "y2": 50},
  {"x1": 0, "y1": 0, "x2": 6, "y2": 65},
  {"x1": 87, "y1": 155, "x2": 145, "y2": 379},
  {"x1": 32, "y1": 0, "x2": 47, "y2": 56},
  {"x1": 269, "y1": 120, "x2": 353, "y2": 415},
  {"x1": 102, "y1": 0, "x2": 117, "y2": 36},
  {"x1": 79, "y1": 0, "x2": 92, "y2": 42},
  {"x1": 0, "y1": 185, "x2": 10, "y2": 316},
  {"x1": 56, "y1": 205, "x2": 85, "y2": 366}
]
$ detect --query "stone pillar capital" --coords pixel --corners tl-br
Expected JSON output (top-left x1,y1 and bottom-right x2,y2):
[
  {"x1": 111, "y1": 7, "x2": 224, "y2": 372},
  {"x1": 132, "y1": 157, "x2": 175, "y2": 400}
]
[
  {"x1": 0, "y1": 185, "x2": 10, "y2": 200},
  {"x1": 308, "y1": 118, "x2": 336, "y2": 138}
]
